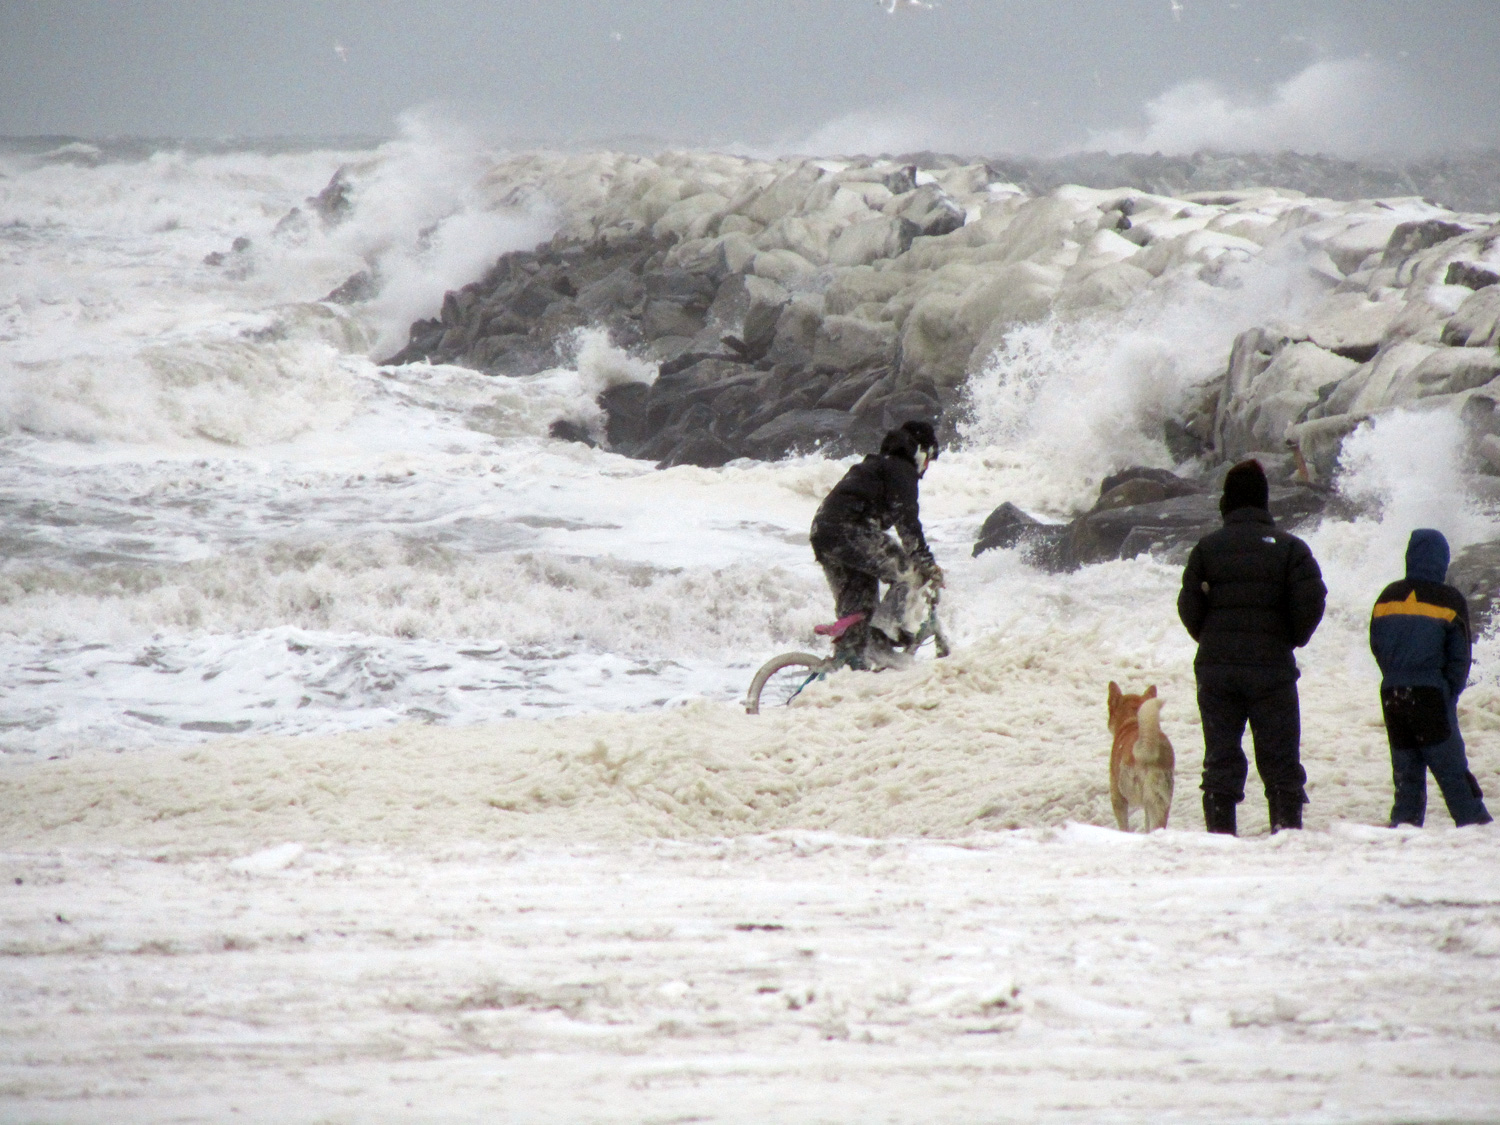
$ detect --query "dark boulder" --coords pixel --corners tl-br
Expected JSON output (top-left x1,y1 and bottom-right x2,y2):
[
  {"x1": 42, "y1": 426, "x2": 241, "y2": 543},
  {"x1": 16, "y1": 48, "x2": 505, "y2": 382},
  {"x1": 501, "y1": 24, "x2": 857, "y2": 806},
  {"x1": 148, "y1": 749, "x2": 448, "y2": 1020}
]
[
  {"x1": 308, "y1": 167, "x2": 354, "y2": 227},
  {"x1": 1096, "y1": 466, "x2": 1206, "y2": 503},
  {"x1": 973, "y1": 476, "x2": 1327, "y2": 572},
  {"x1": 734, "y1": 364, "x2": 826, "y2": 420},
  {"x1": 576, "y1": 266, "x2": 645, "y2": 316},
  {"x1": 899, "y1": 184, "x2": 968, "y2": 237},
  {"x1": 1380, "y1": 219, "x2": 1472, "y2": 266},
  {"x1": 441, "y1": 288, "x2": 477, "y2": 326},
  {"x1": 644, "y1": 358, "x2": 760, "y2": 433},
  {"x1": 598, "y1": 382, "x2": 651, "y2": 451},
  {"x1": 643, "y1": 299, "x2": 707, "y2": 341},
  {"x1": 741, "y1": 294, "x2": 787, "y2": 358},
  {"x1": 392, "y1": 318, "x2": 443, "y2": 361},
  {"x1": 508, "y1": 277, "x2": 564, "y2": 319},
  {"x1": 637, "y1": 402, "x2": 741, "y2": 469},
  {"x1": 1067, "y1": 485, "x2": 1326, "y2": 568},
  {"x1": 657, "y1": 350, "x2": 720, "y2": 378},
  {"x1": 712, "y1": 276, "x2": 787, "y2": 362},
  {"x1": 659, "y1": 431, "x2": 741, "y2": 469},
  {"x1": 882, "y1": 165, "x2": 919, "y2": 195},
  {"x1": 846, "y1": 372, "x2": 940, "y2": 440},
  {"x1": 1094, "y1": 477, "x2": 1181, "y2": 512},
  {"x1": 1163, "y1": 418, "x2": 1209, "y2": 463},
  {"x1": 380, "y1": 231, "x2": 674, "y2": 371},
  {"x1": 529, "y1": 301, "x2": 592, "y2": 345},
  {"x1": 1064, "y1": 493, "x2": 1225, "y2": 568},
  {"x1": 479, "y1": 306, "x2": 530, "y2": 337},
  {"x1": 548, "y1": 418, "x2": 596, "y2": 446},
  {"x1": 324, "y1": 269, "x2": 377, "y2": 304},
  {"x1": 467, "y1": 334, "x2": 553, "y2": 375},
  {"x1": 816, "y1": 366, "x2": 890, "y2": 411},
  {"x1": 1446, "y1": 261, "x2": 1500, "y2": 291},
  {"x1": 765, "y1": 298, "x2": 824, "y2": 367},
  {"x1": 640, "y1": 270, "x2": 716, "y2": 341},
  {"x1": 742, "y1": 409, "x2": 856, "y2": 460},
  {"x1": 972, "y1": 502, "x2": 1066, "y2": 567}
]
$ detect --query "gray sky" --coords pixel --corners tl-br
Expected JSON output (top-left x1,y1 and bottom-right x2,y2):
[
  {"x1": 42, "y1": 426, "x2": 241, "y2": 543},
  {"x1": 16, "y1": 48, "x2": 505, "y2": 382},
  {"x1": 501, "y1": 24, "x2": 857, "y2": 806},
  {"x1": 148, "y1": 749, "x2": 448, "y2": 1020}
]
[{"x1": 2, "y1": 0, "x2": 1497, "y2": 155}]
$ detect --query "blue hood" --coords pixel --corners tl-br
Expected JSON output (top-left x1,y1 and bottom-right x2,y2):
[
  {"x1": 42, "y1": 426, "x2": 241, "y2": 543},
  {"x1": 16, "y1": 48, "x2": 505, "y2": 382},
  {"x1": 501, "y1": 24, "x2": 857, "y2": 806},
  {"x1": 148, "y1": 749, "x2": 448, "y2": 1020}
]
[{"x1": 1405, "y1": 529, "x2": 1450, "y2": 583}]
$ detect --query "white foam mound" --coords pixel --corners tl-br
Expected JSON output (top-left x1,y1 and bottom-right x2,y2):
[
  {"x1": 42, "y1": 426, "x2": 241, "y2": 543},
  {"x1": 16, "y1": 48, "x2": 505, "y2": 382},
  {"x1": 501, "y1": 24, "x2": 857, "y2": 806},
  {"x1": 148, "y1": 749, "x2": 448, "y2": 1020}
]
[{"x1": 7, "y1": 628, "x2": 1496, "y2": 850}]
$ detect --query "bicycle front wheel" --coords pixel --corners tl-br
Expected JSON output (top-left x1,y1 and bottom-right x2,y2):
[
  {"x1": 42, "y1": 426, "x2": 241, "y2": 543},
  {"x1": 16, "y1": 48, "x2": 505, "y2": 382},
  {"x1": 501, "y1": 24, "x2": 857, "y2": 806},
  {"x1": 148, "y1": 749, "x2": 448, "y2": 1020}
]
[{"x1": 744, "y1": 652, "x2": 829, "y2": 714}]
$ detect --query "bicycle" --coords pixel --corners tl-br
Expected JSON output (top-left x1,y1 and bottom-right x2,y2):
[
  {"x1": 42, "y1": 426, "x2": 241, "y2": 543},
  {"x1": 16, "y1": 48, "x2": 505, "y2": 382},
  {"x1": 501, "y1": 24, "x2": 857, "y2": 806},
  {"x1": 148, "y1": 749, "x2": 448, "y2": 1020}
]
[{"x1": 743, "y1": 583, "x2": 951, "y2": 714}]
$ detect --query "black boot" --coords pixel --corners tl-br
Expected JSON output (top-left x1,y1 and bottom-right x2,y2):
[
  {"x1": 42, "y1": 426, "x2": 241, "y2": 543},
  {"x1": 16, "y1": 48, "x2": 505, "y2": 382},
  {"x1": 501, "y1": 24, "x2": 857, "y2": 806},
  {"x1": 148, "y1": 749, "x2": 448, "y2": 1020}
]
[
  {"x1": 1203, "y1": 792, "x2": 1238, "y2": 836},
  {"x1": 1268, "y1": 788, "x2": 1305, "y2": 833}
]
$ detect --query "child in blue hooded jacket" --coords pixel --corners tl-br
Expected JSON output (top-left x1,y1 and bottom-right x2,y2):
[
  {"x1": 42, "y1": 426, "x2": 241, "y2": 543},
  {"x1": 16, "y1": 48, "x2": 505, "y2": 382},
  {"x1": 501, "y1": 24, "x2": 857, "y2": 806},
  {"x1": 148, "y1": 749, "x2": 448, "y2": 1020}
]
[{"x1": 1369, "y1": 529, "x2": 1492, "y2": 827}]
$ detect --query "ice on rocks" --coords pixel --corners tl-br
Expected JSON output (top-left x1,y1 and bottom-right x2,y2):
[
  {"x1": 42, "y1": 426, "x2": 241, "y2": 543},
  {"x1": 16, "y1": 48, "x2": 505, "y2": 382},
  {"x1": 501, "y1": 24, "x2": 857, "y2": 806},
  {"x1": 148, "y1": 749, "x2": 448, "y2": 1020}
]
[{"x1": 386, "y1": 148, "x2": 1495, "y2": 482}]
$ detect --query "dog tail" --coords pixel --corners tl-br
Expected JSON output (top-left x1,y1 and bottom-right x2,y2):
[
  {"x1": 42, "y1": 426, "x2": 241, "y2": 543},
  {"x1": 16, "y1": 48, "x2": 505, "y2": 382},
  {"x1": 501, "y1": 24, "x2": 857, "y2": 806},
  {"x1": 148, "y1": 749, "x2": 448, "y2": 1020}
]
[{"x1": 1135, "y1": 697, "x2": 1166, "y2": 764}]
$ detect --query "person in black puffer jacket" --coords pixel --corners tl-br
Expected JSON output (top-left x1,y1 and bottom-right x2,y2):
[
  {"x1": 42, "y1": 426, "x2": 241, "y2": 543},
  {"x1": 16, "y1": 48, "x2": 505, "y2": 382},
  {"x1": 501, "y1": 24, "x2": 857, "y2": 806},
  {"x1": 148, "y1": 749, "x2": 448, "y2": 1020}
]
[
  {"x1": 1370, "y1": 529, "x2": 1491, "y2": 828},
  {"x1": 1178, "y1": 459, "x2": 1327, "y2": 835},
  {"x1": 810, "y1": 422, "x2": 941, "y2": 667}
]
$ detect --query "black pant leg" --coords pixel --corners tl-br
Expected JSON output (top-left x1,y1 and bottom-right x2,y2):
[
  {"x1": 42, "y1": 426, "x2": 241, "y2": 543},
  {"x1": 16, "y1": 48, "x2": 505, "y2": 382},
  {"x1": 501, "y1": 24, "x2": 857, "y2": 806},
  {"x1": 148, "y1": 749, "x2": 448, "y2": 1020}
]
[
  {"x1": 1422, "y1": 721, "x2": 1492, "y2": 827},
  {"x1": 815, "y1": 526, "x2": 910, "y2": 622},
  {"x1": 1245, "y1": 673, "x2": 1306, "y2": 799},
  {"x1": 1197, "y1": 667, "x2": 1251, "y2": 800},
  {"x1": 1389, "y1": 744, "x2": 1428, "y2": 826},
  {"x1": 818, "y1": 556, "x2": 878, "y2": 621}
]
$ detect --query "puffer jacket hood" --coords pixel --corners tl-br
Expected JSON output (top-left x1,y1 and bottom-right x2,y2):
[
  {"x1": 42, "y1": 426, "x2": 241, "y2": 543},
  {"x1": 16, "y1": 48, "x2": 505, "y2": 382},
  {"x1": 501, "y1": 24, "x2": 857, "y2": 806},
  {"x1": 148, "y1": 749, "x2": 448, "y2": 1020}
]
[{"x1": 1406, "y1": 529, "x2": 1450, "y2": 584}]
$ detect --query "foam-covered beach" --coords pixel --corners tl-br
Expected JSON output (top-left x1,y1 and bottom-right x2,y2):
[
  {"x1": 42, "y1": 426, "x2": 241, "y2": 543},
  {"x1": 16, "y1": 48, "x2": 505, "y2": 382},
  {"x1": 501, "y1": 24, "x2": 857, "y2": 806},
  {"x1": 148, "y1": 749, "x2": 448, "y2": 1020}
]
[
  {"x1": 5, "y1": 624, "x2": 1500, "y2": 1119},
  {"x1": 7, "y1": 624, "x2": 1500, "y2": 850}
]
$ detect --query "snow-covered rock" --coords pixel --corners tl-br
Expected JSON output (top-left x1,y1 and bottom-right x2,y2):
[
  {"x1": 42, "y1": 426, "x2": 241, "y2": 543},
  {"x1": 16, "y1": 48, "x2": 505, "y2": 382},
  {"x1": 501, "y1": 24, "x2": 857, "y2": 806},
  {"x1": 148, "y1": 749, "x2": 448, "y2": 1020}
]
[{"x1": 372, "y1": 149, "x2": 1498, "y2": 475}]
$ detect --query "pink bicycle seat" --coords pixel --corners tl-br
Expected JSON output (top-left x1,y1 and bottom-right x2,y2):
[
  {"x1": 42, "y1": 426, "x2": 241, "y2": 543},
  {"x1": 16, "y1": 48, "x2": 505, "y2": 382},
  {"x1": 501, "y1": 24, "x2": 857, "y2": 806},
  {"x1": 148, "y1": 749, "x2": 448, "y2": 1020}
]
[{"x1": 814, "y1": 612, "x2": 865, "y2": 639}]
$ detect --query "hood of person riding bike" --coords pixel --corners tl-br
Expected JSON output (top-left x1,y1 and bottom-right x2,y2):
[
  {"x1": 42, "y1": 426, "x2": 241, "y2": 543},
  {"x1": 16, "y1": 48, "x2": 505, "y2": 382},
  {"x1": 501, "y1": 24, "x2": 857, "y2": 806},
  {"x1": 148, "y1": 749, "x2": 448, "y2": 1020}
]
[{"x1": 808, "y1": 421, "x2": 943, "y2": 668}]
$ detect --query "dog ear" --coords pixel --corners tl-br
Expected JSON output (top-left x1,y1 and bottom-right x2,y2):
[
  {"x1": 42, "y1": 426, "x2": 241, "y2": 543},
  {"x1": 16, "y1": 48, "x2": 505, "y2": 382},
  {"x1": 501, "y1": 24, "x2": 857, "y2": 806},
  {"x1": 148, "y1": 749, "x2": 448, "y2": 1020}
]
[
  {"x1": 1108, "y1": 681, "x2": 1121, "y2": 707},
  {"x1": 1144, "y1": 685, "x2": 1157, "y2": 699}
]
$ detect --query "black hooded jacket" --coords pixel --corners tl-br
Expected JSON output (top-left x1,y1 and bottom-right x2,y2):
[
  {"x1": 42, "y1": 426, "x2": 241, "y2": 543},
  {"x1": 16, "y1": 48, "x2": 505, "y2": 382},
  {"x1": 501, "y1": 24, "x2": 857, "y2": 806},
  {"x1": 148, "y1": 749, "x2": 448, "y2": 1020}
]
[
  {"x1": 810, "y1": 451, "x2": 931, "y2": 562},
  {"x1": 1178, "y1": 507, "x2": 1326, "y2": 671}
]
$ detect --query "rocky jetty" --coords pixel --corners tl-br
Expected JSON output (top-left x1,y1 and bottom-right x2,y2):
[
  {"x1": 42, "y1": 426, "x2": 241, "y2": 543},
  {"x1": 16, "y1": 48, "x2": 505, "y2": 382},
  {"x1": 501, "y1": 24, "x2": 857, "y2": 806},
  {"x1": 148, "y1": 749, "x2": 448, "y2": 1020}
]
[
  {"x1": 344, "y1": 148, "x2": 1500, "y2": 567},
  {"x1": 969, "y1": 183, "x2": 1500, "y2": 571},
  {"x1": 379, "y1": 224, "x2": 946, "y2": 465},
  {"x1": 1218, "y1": 214, "x2": 1500, "y2": 482},
  {"x1": 370, "y1": 152, "x2": 995, "y2": 465}
]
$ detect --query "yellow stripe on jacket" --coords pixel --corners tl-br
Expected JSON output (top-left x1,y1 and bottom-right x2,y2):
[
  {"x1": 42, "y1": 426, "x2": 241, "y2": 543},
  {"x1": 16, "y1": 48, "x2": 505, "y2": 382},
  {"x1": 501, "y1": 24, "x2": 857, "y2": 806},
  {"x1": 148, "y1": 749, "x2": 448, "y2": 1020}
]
[{"x1": 1371, "y1": 590, "x2": 1457, "y2": 623}]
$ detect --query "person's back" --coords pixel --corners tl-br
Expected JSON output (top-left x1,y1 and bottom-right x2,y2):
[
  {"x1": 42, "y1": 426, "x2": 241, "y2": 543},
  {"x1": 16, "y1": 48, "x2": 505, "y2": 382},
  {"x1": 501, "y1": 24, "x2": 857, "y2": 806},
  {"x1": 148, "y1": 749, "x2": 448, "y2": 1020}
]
[
  {"x1": 1178, "y1": 460, "x2": 1326, "y2": 835},
  {"x1": 812, "y1": 450, "x2": 922, "y2": 549},
  {"x1": 1180, "y1": 509, "x2": 1325, "y2": 670},
  {"x1": 1371, "y1": 530, "x2": 1469, "y2": 693},
  {"x1": 1370, "y1": 529, "x2": 1491, "y2": 827}
]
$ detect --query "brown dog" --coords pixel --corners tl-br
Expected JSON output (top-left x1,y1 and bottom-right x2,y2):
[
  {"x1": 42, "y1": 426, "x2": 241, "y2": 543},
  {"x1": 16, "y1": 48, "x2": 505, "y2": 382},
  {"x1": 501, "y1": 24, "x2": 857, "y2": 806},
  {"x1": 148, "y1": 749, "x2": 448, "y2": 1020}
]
[{"x1": 1107, "y1": 682, "x2": 1175, "y2": 832}]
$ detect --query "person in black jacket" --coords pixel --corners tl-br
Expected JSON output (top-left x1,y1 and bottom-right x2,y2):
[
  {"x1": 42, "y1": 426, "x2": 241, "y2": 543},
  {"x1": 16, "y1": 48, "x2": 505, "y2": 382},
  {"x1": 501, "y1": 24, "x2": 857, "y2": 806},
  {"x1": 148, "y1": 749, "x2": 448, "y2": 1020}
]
[
  {"x1": 810, "y1": 422, "x2": 941, "y2": 667},
  {"x1": 1178, "y1": 459, "x2": 1327, "y2": 834},
  {"x1": 1370, "y1": 529, "x2": 1492, "y2": 827}
]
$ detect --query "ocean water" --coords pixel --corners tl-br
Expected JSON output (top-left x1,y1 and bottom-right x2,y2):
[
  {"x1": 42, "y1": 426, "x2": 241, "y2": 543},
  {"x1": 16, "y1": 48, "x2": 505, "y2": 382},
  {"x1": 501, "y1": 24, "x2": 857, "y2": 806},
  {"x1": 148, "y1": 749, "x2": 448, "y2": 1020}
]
[{"x1": 1, "y1": 130, "x2": 1494, "y2": 760}]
